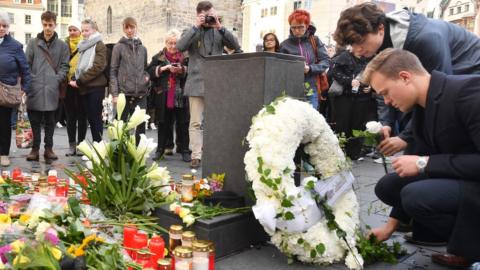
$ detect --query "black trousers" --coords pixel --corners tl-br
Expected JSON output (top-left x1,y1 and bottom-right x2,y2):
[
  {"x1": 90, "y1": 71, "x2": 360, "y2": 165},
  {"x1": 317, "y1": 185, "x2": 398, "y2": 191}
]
[
  {"x1": 81, "y1": 88, "x2": 104, "y2": 142},
  {"x1": 333, "y1": 95, "x2": 377, "y2": 159},
  {"x1": 121, "y1": 96, "x2": 146, "y2": 145},
  {"x1": 0, "y1": 106, "x2": 12, "y2": 155},
  {"x1": 27, "y1": 110, "x2": 55, "y2": 149},
  {"x1": 157, "y1": 107, "x2": 189, "y2": 154},
  {"x1": 375, "y1": 173, "x2": 460, "y2": 242},
  {"x1": 64, "y1": 86, "x2": 87, "y2": 144}
]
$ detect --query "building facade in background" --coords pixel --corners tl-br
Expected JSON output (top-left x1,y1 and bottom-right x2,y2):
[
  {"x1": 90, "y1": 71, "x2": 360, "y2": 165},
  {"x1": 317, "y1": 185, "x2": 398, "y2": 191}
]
[
  {"x1": 439, "y1": 0, "x2": 476, "y2": 31},
  {"x1": 0, "y1": 0, "x2": 44, "y2": 46},
  {"x1": 84, "y1": 0, "x2": 242, "y2": 58}
]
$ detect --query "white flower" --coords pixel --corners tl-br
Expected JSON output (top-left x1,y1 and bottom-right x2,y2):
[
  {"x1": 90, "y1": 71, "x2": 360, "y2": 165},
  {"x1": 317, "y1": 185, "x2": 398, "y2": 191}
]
[
  {"x1": 116, "y1": 93, "x2": 126, "y2": 120},
  {"x1": 182, "y1": 214, "x2": 195, "y2": 227},
  {"x1": 77, "y1": 140, "x2": 93, "y2": 160},
  {"x1": 146, "y1": 164, "x2": 171, "y2": 185},
  {"x1": 126, "y1": 106, "x2": 150, "y2": 130},
  {"x1": 107, "y1": 120, "x2": 125, "y2": 140},
  {"x1": 365, "y1": 121, "x2": 382, "y2": 134},
  {"x1": 127, "y1": 134, "x2": 157, "y2": 165},
  {"x1": 34, "y1": 221, "x2": 51, "y2": 241},
  {"x1": 91, "y1": 141, "x2": 108, "y2": 165},
  {"x1": 85, "y1": 160, "x2": 93, "y2": 170}
]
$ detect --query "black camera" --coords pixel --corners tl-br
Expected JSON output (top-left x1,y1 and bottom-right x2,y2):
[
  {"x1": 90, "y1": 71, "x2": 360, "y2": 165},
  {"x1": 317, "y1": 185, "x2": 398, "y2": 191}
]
[{"x1": 205, "y1": 15, "x2": 216, "y2": 25}]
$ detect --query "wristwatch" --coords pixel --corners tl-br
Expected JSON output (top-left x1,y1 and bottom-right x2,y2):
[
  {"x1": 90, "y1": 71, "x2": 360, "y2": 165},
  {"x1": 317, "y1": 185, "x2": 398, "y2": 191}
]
[{"x1": 416, "y1": 156, "x2": 428, "y2": 174}]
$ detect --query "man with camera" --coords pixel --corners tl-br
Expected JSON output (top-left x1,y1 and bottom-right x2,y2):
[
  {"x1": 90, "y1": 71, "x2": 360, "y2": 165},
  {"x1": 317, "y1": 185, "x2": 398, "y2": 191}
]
[{"x1": 176, "y1": 1, "x2": 241, "y2": 169}]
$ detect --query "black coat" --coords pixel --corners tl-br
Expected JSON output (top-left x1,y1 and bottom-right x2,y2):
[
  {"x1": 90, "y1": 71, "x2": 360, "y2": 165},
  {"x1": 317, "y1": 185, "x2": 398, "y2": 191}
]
[{"x1": 415, "y1": 71, "x2": 480, "y2": 261}]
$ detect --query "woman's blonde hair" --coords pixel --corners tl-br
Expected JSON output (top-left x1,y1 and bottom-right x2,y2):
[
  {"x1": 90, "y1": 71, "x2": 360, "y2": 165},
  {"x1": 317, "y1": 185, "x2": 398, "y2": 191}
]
[{"x1": 165, "y1": 29, "x2": 181, "y2": 42}]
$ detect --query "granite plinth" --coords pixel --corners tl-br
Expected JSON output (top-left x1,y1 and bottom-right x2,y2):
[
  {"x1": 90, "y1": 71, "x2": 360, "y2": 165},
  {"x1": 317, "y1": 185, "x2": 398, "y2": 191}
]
[{"x1": 153, "y1": 205, "x2": 269, "y2": 258}]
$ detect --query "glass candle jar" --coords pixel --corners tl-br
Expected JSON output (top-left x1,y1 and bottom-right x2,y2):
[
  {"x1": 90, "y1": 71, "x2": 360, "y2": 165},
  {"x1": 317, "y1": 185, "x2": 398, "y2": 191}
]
[
  {"x1": 133, "y1": 231, "x2": 148, "y2": 259},
  {"x1": 157, "y1": 258, "x2": 171, "y2": 270},
  {"x1": 181, "y1": 231, "x2": 196, "y2": 248},
  {"x1": 135, "y1": 249, "x2": 151, "y2": 267},
  {"x1": 181, "y1": 174, "x2": 194, "y2": 203},
  {"x1": 123, "y1": 224, "x2": 137, "y2": 256},
  {"x1": 192, "y1": 240, "x2": 210, "y2": 270},
  {"x1": 173, "y1": 246, "x2": 193, "y2": 270},
  {"x1": 39, "y1": 182, "x2": 49, "y2": 195},
  {"x1": 208, "y1": 242, "x2": 215, "y2": 270},
  {"x1": 169, "y1": 225, "x2": 183, "y2": 252},
  {"x1": 149, "y1": 234, "x2": 165, "y2": 265}
]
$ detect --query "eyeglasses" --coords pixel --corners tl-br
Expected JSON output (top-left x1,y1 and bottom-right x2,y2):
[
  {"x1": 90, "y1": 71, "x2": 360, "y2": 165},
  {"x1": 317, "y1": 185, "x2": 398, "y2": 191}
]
[{"x1": 290, "y1": 25, "x2": 306, "y2": 31}]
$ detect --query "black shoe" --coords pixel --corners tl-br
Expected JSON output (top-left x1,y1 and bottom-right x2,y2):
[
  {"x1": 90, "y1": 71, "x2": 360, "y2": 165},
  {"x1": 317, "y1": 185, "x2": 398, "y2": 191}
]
[
  {"x1": 164, "y1": 148, "x2": 173, "y2": 156},
  {"x1": 404, "y1": 232, "x2": 447, "y2": 247},
  {"x1": 153, "y1": 151, "x2": 164, "y2": 161},
  {"x1": 181, "y1": 152, "x2": 192, "y2": 162}
]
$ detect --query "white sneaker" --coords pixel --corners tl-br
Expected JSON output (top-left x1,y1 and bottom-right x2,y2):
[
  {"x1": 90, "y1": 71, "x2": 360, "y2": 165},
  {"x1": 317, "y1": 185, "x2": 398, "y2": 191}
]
[
  {"x1": 56, "y1": 122, "x2": 63, "y2": 128},
  {"x1": 0, "y1": 156, "x2": 10, "y2": 167},
  {"x1": 81, "y1": 155, "x2": 89, "y2": 161},
  {"x1": 150, "y1": 123, "x2": 157, "y2": 130}
]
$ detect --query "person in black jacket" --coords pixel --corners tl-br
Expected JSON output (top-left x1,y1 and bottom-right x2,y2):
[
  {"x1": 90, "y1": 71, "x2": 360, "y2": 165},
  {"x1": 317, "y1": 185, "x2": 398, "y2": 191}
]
[
  {"x1": 331, "y1": 49, "x2": 376, "y2": 160},
  {"x1": 146, "y1": 30, "x2": 190, "y2": 163},
  {"x1": 364, "y1": 49, "x2": 480, "y2": 268},
  {"x1": 334, "y1": 3, "x2": 480, "y2": 157}
]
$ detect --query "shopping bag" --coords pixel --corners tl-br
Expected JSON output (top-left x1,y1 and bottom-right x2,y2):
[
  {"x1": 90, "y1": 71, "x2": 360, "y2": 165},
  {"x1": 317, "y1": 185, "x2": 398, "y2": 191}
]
[{"x1": 16, "y1": 98, "x2": 33, "y2": 149}]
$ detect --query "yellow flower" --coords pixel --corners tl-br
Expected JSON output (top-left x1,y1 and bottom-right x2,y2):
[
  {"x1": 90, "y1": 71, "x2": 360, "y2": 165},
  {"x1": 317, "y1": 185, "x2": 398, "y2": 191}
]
[
  {"x1": 67, "y1": 245, "x2": 77, "y2": 257},
  {"x1": 13, "y1": 255, "x2": 30, "y2": 265},
  {"x1": 0, "y1": 214, "x2": 11, "y2": 224},
  {"x1": 0, "y1": 261, "x2": 6, "y2": 269},
  {"x1": 0, "y1": 176, "x2": 5, "y2": 184},
  {"x1": 10, "y1": 239, "x2": 25, "y2": 253},
  {"x1": 179, "y1": 208, "x2": 191, "y2": 218},
  {"x1": 50, "y1": 247, "x2": 62, "y2": 260},
  {"x1": 19, "y1": 214, "x2": 30, "y2": 224},
  {"x1": 74, "y1": 247, "x2": 85, "y2": 257}
]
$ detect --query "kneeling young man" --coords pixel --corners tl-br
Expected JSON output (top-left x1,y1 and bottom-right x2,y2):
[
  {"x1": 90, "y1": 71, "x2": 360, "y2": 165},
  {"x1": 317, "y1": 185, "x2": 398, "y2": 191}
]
[{"x1": 363, "y1": 48, "x2": 480, "y2": 268}]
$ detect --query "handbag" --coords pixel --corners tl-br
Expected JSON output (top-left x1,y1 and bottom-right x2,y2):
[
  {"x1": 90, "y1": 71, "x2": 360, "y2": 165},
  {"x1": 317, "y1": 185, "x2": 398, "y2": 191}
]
[
  {"x1": 328, "y1": 80, "x2": 344, "y2": 97},
  {"x1": 0, "y1": 80, "x2": 22, "y2": 108},
  {"x1": 309, "y1": 36, "x2": 329, "y2": 92},
  {"x1": 37, "y1": 40, "x2": 67, "y2": 99}
]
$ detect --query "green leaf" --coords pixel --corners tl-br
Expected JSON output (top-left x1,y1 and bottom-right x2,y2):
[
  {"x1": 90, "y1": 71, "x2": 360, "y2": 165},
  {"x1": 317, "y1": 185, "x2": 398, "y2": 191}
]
[
  {"x1": 305, "y1": 180, "x2": 315, "y2": 190},
  {"x1": 67, "y1": 197, "x2": 82, "y2": 218},
  {"x1": 266, "y1": 105, "x2": 276, "y2": 114},
  {"x1": 274, "y1": 177, "x2": 282, "y2": 184},
  {"x1": 283, "y1": 167, "x2": 291, "y2": 174},
  {"x1": 315, "y1": 243, "x2": 325, "y2": 255},
  {"x1": 281, "y1": 199, "x2": 294, "y2": 208},
  {"x1": 297, "y1": 238, "x2": 304, "y2": 245},
  {"x1": 284, "y1": 211, "x2": 295, "y2": 220},
  {"x1": 310, "y1": 249, "x2": 317, "y2": 258},
  {"x1": 264, "y1": 168, "x2": 271, "y2": 176}
]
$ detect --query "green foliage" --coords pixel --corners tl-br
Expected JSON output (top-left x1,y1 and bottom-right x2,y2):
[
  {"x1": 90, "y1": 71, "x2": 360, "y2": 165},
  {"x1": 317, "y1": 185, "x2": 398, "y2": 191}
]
[
  {"x1": 13, "y1": 242, "x2": 61, "y2": 270},
  {"x1": 185, "y1": 201, "x2": 250, "y2": 220},
  {"x1": 0, "y1": 179, "x2": 26, "y2": 200},
  {"x1": 356, "y1": 232, "x2": 407, "y2": 265},
  {"x1": 351, "y1": 130, "x2": 380, "y2": 147},
  {"x1": 85, "y1": 243, "x2": 128, "y2": 270}
]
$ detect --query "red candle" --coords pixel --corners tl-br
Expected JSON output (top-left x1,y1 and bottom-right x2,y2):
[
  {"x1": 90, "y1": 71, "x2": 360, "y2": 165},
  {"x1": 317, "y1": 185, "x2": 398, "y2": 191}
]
[
  {"x1": 123, "y1": 225, "x2": 137, "y2": 256},
  {"x1": 12, "y1": 168, "x2": 22, "y2": 181},
  {"x1": 133, "y1": 231, "x2": 148, "y2": 259},
  {"x1": 209, "y1": 246, "x2": 215, "y2": 270},
  {"x1": 149, "y1": 234, "x2": 165, "y2": 267}
]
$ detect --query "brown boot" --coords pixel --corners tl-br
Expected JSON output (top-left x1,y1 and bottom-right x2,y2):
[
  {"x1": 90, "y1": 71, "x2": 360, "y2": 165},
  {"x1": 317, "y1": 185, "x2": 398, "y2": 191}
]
[
  {"x1": 26, "y1": 148, "x2": 40, "y2": 161},
  {"x1": 44, "y1": 147, "x2": 58, "y2": 160}
]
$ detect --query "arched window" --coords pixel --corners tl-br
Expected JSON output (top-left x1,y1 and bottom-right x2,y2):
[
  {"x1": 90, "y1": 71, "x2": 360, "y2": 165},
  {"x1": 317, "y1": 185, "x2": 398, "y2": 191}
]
[{"x1": 107, "y1": 6, "x2": 112, "y2": 34}]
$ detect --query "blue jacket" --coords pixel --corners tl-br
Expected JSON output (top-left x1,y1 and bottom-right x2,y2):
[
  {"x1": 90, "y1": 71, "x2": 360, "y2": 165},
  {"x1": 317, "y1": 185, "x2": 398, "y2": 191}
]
[{"x1": 0, "y1": 34, "x2": 31, "y2": 92}]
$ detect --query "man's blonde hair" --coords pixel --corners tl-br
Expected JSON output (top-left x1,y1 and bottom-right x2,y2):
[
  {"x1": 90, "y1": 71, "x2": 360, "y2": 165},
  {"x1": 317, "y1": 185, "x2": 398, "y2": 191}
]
[{"x1": 362, "y1": 48, "x2": 427, "y2": 85}]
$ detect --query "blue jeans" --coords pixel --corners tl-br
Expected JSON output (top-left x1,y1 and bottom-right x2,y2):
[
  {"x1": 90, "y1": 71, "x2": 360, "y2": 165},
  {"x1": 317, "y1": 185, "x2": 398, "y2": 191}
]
[{"x1": 307, "y1": 90, "x2": 318, "y2": 110}]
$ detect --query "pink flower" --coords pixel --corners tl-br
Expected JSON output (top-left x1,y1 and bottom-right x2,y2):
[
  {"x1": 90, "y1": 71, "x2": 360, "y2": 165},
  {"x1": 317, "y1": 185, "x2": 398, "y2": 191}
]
[{"x1": 44, "y1": 228, "x2": 60, "y2": 245}]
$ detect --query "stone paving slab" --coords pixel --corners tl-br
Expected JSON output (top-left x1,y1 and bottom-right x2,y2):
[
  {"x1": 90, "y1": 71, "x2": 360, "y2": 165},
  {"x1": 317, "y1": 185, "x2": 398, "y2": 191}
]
[{"x1": 5, "y1": 127, "x2": 449, "y2": 269}]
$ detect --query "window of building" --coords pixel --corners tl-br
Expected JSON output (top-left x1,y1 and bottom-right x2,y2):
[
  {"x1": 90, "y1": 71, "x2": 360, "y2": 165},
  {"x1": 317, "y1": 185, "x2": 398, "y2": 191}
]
[
  {"x1": 47, "y1": 0, "x2": 58, "y2": 14},
  {"x1": 449, "y1": 8, "x2": 453, "y2": 15},
  {"x1": 270, "y1": 6, "x2": 277, "y2": 16},
  {"x1": 294, "y1": 1, "x2": 302, "y2": 10},
  {"x1": 261, "y1": 8, "x2": 268, "y2": 18},
  {"x1": 457, "y1": 6, "x2": 461, "y2": 13},
  {"x1": 27, "y1": 0, "x2": 33, "y2": 4},
  {"x1": 304, "y1": 0, "x2": 312, "y2": 9},
  {"x1": 61, "y1": 0, "x2": 72, "y2": 17},
  {"x1": 25, "y1": 33, "x2": 32, "y2": 44},
  {"x1": 8, "y1": 13, "x2": 14, "y2": 24},
  {"x1": 25, "y1": 15, "x2": 31, "y2": 24},
  {"x1": 13, "y1": 0, "x2": 20, "y2": 3},
  {"x1": 107, "y1": 6, "x2": 112, "y2": 34},
  {"x1": 465, "y1": 4, "x2": 469, "y2": 12}
]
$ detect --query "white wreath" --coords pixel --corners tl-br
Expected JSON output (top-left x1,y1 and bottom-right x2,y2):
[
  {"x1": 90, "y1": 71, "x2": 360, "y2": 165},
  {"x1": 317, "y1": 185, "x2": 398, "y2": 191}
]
[{"x1": 244, "y1": 97, "x2": 363, "y2": 269}]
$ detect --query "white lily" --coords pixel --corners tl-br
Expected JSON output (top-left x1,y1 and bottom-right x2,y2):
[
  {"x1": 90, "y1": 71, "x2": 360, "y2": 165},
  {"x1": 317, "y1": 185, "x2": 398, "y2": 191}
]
[
  {"x1": 77, "y1": 140, "x2": 93, "y2": 160},
  {"x1": 92, "y1": 141, "x2": 109, "y2": 164},
  {"x1": 107, "y1": 120, "x2": 125, "y2": 140},
  {"x1": 116, "y1": 93, "x2": 126, "y2": 120},
  {"x1": 126, "y1": 106, "x2": 150, "y2": 130},
  {"x1": 182, "y1": 214, "x2": 195, "y2": 227},
  {"x1": 146, "y1": 165, "x2": 171, "y2": 186}
]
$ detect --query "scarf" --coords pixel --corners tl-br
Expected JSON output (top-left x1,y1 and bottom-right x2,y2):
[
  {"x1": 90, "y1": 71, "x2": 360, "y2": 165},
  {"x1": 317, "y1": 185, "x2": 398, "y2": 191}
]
[
  {"x1": 165, "y1": 50, "x2": 183, "y2": 109},
  {"x1": 67, "y1": 35, "x2": 82, "y2": 80},
  {"x1": 75, "y1": 32, "x2": 102, "y2": 79}
]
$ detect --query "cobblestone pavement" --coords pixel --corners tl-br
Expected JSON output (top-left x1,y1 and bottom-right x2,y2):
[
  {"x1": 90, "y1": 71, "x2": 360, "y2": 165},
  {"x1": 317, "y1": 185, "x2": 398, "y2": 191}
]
[{"x1": 7, "y1": 127, "x2": 449, "y2": 270}]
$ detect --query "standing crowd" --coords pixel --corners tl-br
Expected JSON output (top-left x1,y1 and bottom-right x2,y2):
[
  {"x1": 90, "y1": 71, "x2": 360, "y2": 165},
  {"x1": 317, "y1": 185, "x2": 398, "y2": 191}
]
[{"x1": 1, "y1": 1, "x2": 480, "y2": 267}]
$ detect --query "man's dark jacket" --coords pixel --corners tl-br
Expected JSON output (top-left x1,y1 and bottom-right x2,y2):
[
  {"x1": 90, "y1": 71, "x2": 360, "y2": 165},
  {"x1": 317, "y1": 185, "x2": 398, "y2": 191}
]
[{"x1": 415, "y1": 71, "x2": 480, "y2": 261}]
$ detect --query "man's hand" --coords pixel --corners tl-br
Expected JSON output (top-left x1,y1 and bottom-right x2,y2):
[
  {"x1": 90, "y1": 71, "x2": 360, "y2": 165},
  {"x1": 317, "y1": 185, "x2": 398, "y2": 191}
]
[
  {"x1": 213, "y1": 15, "x2": 222, "y2": 30},
  {"x1": 304, "y1": 64, "x2": 310, "y2": 74},
  {"x1": 69, "y1": 80, "x2": 78, "y2": 88},
  {"x1": 351, "y1": 78, "x2": 360, "y2": 89},
  {"x1": 112, "y1": 96, "x2": 118, "y2": 104},
  {"x1": 378, "y1": 137, "x2": 407, "y2": 156},
  {"x1": 195, "y1": 13, "x2": 205, "y2": 28},
  {"x1": 392, "y1": 155, "x2": 426, "y2": 177}
]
